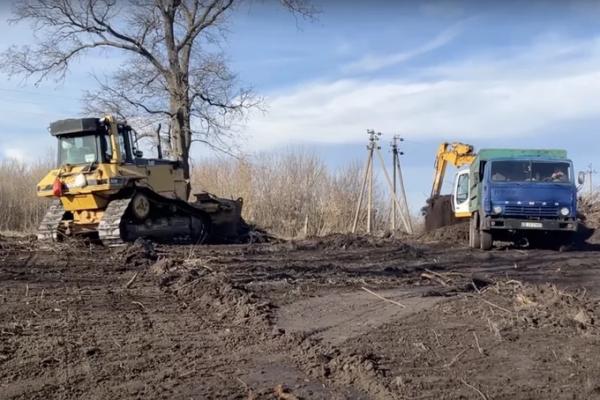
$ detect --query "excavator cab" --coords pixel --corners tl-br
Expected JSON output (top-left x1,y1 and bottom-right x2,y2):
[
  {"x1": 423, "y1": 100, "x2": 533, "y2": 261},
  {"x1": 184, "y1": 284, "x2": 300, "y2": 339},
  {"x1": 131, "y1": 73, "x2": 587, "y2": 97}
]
[
  {"x1": 452, "y1": 169, "x2": 471, "y2": 218},
  {"x1": 37, "y1": 115, "x2": 246, "y2": 245}
]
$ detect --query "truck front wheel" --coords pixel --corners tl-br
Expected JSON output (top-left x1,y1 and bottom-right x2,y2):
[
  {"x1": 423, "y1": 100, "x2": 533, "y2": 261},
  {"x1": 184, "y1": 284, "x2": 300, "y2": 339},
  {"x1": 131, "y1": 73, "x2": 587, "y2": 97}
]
[
  {"x1": 469, "y1": 213, "x2": 481, "y2": 249},
  {"x1": 480, "y1": 230, "x2": 493, "y2": 250}
]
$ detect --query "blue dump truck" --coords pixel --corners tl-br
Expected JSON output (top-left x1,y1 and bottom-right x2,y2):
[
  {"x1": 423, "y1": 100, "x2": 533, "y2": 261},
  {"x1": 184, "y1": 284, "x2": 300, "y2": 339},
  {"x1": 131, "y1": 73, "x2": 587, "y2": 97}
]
[{"x1": 451, "y1": 149, "x2": 584, "y2": 250}]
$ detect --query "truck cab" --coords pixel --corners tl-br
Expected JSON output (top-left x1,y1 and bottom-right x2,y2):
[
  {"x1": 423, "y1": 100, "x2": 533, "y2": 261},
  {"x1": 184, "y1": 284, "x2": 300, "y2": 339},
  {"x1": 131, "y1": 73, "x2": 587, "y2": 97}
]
[{"x1": 453, "y1": 149, "x2": 582, "y2": 250}]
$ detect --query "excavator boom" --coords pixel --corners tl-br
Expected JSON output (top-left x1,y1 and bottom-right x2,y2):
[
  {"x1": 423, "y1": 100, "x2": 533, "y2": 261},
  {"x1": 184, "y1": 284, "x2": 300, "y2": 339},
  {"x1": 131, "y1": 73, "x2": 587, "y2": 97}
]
[
  {"x1": 424, "y1": 142, "x2": 476, "y2": 231},
  {"x1": 430, "y1": 142, "x2": 476, "y2": 198}
]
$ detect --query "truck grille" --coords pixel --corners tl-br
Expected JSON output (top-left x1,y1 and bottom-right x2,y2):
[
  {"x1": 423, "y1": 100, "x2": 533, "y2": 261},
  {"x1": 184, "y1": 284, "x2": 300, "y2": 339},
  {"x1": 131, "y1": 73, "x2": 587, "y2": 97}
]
[{"x1": 503, "y1": 205, "x2": 559, "y2": 217}]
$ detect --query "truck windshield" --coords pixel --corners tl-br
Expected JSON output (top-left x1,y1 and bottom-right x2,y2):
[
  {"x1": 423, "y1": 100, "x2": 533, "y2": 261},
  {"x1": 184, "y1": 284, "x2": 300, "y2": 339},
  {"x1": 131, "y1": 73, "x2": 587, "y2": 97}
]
[
  {"x1": 58, "y1": 135, "x2": 99, "y2": 165},
  {"x1": 491, "y1": 161, "x2": 571, "y2": 183}
]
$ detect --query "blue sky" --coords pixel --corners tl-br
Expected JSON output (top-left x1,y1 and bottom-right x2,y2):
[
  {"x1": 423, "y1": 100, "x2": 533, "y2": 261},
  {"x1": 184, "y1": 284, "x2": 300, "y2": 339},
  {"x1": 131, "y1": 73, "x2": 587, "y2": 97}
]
[{"x1": 1, "y1": 0, "x2": 600, "y2": 211}]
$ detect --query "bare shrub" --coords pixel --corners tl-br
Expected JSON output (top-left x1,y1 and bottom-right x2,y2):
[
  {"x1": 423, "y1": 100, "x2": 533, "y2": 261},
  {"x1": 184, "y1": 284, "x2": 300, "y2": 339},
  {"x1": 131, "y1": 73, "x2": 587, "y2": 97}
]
[
  {"x1": 580, "y1": 191, "x2": 600, "y2": 228},
  {"x1": 0, "y1": 149, "x2": 413, "y2": 237},
  {"x1": 0, "y1": 158, "x2": 52, "y2": 232},
  {"x1": 191, "y1": 149, "x2": 392, "y2": 238}
]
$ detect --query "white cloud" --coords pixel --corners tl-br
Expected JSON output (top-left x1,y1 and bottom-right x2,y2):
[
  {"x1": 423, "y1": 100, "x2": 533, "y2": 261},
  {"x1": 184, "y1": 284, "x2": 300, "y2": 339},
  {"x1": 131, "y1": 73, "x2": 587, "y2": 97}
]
[
  {"x1": 342, "y1": 22, "x2": 463, "y2": 74},
  {"x1": 3, "y1": 147, "x2": 26, "y2": 161},
  {"x1": 243, "y1": 35, "x2": 600, "y2": 150}
]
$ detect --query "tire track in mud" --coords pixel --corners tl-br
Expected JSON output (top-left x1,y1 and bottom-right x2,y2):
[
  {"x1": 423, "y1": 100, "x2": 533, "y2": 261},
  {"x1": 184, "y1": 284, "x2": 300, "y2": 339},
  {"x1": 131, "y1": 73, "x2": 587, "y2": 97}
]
[{"x1": 1, "y1": 233, "x2": 600, "y2": 399}]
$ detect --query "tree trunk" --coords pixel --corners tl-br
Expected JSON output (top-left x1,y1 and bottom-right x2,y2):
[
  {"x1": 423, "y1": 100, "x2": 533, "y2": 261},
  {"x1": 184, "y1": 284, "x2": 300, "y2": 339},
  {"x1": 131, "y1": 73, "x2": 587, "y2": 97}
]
[{"x1": 170, "y1": 95, "x2": 193, "y2": 199}]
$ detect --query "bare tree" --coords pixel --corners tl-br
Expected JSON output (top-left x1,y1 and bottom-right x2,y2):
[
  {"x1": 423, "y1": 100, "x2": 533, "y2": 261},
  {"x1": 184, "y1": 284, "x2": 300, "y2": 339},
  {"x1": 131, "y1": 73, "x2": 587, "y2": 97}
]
[{"x1": 0, "y1": 0, "x2": 315, "y2": 189}]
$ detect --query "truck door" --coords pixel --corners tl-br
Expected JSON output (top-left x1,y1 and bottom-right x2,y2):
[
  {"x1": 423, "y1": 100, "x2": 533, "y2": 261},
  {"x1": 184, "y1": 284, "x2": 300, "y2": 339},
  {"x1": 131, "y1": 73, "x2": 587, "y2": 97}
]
[{"x1": 453, "y1": 169, "x2": 471, "y2": 218}]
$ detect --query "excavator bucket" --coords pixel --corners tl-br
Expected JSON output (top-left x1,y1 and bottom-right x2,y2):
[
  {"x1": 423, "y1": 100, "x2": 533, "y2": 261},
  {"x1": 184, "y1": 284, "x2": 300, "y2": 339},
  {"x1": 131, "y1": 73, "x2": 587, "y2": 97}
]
[{"x1": 422, "y1": 195, "x2": 461, "y2": 232}]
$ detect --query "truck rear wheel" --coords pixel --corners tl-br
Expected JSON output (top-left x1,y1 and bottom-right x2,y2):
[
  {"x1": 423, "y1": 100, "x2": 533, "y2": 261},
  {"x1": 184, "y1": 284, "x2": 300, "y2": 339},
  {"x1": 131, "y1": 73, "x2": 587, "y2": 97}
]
[
  {"x1": 469, "y1": 213, "x2": 481, "y2": 249},
  {"x1": 480, "y1": 230, "x2": 493, "y2": 250}
]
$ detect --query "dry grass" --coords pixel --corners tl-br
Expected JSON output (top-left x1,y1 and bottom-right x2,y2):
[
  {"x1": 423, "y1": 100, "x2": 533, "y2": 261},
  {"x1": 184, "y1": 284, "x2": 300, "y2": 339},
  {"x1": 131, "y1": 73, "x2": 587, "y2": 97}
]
[
  {"x1": 579, "y1": 191, "x2": 600, "y2": 228},
  {"x1": 0, "y1": 149, "x2": 411, "y2": 237},
  {"x1": 191, "y1": 149, "x2": 394, "y2": 238},
  {"x1": 0, "y1": 158, "x2": 52, "y2": 232}
]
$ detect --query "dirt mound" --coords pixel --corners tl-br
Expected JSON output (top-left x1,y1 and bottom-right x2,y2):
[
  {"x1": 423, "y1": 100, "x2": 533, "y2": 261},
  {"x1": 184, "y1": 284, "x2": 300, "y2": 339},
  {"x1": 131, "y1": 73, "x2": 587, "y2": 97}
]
[
  {"x1": 155, "y1": 261, "x2": 272, "y2": 326},
  {"x1": 116, "y1": 238, "x2": 158, "y2": 266},
  {"x1": 293, "y1": 233, "x2": 422, "y2": 254},
  {"x1": 282, "y1": 333, "x2": 392, "y2": 398},
  {"x1": 453, "y1": 281, "x2": 600, "y2": 336},
  {"x1": 417, "y1": 221, "x2": 469, "y2": 244},
  {"x1": 508, "y1": 283, "x2": 598, "y2": 334}
]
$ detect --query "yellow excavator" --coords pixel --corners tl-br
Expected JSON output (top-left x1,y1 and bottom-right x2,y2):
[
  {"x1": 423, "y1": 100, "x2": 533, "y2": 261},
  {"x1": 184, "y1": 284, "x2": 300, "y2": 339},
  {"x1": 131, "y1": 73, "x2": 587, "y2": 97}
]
[
  {"x1": 423, "y1": 142, "x2": 476, "y2": 231},
  {"x1": 36, "y1": 115, "x2": 246, "y2": 245}
]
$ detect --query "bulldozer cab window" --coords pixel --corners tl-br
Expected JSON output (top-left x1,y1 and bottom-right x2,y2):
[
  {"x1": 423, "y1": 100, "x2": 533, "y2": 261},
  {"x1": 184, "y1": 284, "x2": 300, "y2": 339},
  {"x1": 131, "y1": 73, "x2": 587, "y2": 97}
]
[
  {"x1": 58, "y1": 135, "x2": 99, "y2": 165},
  {"x1": 100, "y1": 134, "x2": 112, "y2": 162},
  {"x1": 118, "y1": 131, "x2": 133, "y2": 163}
]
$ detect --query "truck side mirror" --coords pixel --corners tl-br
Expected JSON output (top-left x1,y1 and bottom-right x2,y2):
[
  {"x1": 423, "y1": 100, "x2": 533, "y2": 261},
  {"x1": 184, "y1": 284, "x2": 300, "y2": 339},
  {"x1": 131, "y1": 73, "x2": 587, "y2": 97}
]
[
  {"x1": 578, "y1": 171, "x2": 586, "y2": 185},
  {"x1": 134, "y1": 149, "x2": 144, "y2": 158}
]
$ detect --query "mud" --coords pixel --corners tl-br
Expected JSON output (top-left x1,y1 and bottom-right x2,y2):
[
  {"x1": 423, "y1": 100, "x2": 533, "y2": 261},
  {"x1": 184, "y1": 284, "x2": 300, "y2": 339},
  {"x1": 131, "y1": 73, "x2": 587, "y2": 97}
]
[
  {"x1": 417, "y1": 221, "x2": 470, "y2": 244},
  {"x1": 1, "y1": 231, "x2": 600, "y2": 399}
]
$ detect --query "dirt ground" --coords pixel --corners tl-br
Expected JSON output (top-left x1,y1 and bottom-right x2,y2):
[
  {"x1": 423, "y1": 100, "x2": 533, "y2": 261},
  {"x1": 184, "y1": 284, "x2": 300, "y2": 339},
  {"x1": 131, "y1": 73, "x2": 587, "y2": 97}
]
[{"x1": 1, "y1": 228, "x2": 600, "y2": 399}]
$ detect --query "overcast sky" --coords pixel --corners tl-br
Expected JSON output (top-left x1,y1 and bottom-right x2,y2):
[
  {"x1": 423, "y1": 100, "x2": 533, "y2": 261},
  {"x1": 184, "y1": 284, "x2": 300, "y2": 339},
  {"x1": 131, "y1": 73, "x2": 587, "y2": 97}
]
[{"x1": 1, "y1": 0, "x2": 599, "y2": 211}]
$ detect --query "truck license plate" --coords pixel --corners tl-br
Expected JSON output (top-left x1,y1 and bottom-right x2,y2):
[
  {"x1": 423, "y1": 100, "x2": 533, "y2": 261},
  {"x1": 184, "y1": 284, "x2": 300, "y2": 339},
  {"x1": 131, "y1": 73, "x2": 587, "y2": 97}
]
[{"x1": 521, "y1": 222, "x2": 543, "y2": 229}]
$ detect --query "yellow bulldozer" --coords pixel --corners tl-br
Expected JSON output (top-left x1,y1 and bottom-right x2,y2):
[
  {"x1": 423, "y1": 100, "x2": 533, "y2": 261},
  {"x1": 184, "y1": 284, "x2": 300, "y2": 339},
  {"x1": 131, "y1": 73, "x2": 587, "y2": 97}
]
[{"x1": 36, "y1": 115, "x2": 246, "y2": 245}]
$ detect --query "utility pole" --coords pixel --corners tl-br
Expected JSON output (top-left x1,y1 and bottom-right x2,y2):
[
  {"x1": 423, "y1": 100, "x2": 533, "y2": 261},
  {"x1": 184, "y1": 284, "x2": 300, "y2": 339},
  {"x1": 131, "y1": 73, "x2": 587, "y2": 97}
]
[
  {"x1": 353, "y1": 130, "x2": 380, "y2": 234},
  {"x1": 390, "y1": 136, "x2": 412, "y2": 233},
  {"x1": 352, "y1": 130, "x2": 413, "y2": 235},
  {"x1": 391, "y1": 138, "x2": 398, "y2": 231},
  {"x1": 587, "y1": 164, "x2": 598, "y2": 195}
]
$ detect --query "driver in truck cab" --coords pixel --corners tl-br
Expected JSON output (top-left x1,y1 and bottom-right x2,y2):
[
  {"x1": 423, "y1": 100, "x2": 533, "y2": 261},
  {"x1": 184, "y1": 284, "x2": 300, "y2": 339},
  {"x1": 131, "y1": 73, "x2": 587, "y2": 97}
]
[{"x1": 551, "y1": 167, "x2": 568, "y2": 182}]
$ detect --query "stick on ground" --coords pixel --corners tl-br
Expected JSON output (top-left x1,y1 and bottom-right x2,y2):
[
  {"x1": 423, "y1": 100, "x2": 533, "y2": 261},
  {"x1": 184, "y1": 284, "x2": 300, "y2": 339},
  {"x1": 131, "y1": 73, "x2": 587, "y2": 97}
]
[
  {"x1": 473, "y1": 332, "x2": 484, "y2": 355},
  {"x1": 125, "y1": 272, "x2": 139, "y2": 289},
  {"x1": 460, "y1": 378, "x2": 488, "y2": 400},
  {"x1": 361, "y1": 287, "x2": 407, "y2": 308}
]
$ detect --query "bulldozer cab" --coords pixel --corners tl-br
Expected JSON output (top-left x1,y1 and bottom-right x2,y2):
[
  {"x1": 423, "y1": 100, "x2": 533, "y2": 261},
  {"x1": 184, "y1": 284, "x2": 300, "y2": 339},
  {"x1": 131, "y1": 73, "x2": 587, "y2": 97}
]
[
  {"x1": 39, "y1": 116, "x2": 188, "y2": 203},
  {"x1": 53, "y1": 117, "x2": 149, "y2": 166}
]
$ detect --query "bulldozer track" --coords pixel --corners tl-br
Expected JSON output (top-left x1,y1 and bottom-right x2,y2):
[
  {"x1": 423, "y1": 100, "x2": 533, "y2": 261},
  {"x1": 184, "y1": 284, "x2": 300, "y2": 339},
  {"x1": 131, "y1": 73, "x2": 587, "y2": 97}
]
[
  {"x1": 97, "y1": 191, "x2": 210, "y2": 246},
  {"x1": 37, "y1": 189, "x2": 218, "y2": 247},
  {"x1": 98, "y1": 198, "x2": 132, "y2": 247},
  {"x1": 37, "y1": 199, "x2": 65, "y2": 242}
]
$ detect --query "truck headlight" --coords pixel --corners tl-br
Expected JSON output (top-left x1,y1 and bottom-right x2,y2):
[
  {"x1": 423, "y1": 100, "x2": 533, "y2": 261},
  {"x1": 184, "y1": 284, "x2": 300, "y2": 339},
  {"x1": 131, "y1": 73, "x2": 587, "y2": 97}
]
[
  {"x1": 493, "y1": 206, "x2": 503, "y2": 215},
  {"x1": 560, "y1": 207, "x2": 570, "y2": 217}
]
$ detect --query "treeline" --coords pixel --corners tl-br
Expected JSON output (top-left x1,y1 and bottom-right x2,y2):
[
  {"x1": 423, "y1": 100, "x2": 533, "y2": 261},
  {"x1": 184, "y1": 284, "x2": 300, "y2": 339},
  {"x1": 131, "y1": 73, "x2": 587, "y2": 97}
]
[
  {"x1": 0, "y1": 150, "x2": 405, "y2": 236},
  {"x1": 0, "y1": 159, "x2": 52, "y2": 232},
  {"x1": 191, "y1": 150, "x2": 392, "y2": 238}
]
